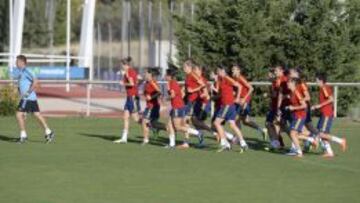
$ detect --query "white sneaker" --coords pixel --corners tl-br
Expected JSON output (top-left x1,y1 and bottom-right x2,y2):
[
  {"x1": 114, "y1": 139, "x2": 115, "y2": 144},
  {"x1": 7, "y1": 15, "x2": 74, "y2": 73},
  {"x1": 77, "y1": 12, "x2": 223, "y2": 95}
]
[{"x1": 113, "y1": 138, "x2": 127, "y2": 144}]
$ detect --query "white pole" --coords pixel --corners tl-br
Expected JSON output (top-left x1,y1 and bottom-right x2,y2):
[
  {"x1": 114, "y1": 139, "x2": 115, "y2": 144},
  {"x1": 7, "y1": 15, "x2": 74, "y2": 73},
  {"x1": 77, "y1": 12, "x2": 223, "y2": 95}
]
[
  {"x1": 8, "y1": 0, "x2": 13, "y2": 79},
  {"x1": 66, "y1": 0, "x2": 71, "y2": 92},
  {"x1": 334, "y1": 86, "x2": 338, "y2": 118}
]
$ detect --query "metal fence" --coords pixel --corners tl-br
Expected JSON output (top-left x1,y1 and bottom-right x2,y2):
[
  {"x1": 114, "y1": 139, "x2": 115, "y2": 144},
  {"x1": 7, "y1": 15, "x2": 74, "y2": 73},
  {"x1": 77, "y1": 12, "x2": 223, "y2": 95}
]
[{"x1": 1, "y1": 80, "x2": 360, "y2": 118}]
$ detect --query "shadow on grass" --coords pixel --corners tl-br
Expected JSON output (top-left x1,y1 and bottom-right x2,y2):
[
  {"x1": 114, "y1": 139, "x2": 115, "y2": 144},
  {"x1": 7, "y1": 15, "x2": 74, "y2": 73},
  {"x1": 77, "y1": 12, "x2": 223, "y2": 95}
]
[{"x1": 0, "y1": 134, "x2": 18, "y2": 142}]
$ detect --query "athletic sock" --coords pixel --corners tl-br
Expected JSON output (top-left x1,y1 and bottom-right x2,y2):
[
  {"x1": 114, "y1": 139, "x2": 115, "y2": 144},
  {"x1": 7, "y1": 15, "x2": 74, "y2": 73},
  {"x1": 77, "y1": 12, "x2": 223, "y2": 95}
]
[
  {"x1": 45, "y1": 128, "x2": 52, "y2": 135},
  {"x1": 290, "y1": 142, "x2": 296, "y2": 150},
  {"x1": 122, "y1": 130, "x2": 128, "y2": 140},
  {"x1": 187, "y1": 127, "x2": 200, "y2": 136},
  {"x1": 331, "y1": 136, "x2": 343, "y2": 144},
  {"x1": 324, "y1": 141, "x2": 334, "y2": 155},
  {"x1": 297, "y1": 148, "x2": 303, "y2": 155},
  {"x1": 239, "y1": 139, "x2": 247, "y2": 147},
  {"x1": 169, "y1": 134, "x2": 175, "y2": 147},
  {"x1": 225, "y1": 131, "x2": 234, "y2": 140},
  {"x1": 20, "y1": 131, "x2": 27, "y2": 138}
]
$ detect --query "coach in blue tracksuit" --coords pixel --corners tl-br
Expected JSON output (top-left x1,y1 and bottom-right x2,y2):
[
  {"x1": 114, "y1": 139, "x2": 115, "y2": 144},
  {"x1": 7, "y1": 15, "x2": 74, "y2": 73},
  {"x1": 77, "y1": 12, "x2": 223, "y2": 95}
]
[{"x1": 14, "y1": 55, "x2": 54, "y2": 143}]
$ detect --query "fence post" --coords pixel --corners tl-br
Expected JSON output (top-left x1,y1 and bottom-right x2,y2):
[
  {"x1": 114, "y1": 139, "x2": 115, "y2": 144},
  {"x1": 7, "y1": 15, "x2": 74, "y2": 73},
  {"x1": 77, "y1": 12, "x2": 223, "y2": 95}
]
[
  {"x1": 334, "y1": 85, "x2": 338, "y2": 118},
  {"x1": 86, "y1": 82, "x2": 91, "y2": 117}
]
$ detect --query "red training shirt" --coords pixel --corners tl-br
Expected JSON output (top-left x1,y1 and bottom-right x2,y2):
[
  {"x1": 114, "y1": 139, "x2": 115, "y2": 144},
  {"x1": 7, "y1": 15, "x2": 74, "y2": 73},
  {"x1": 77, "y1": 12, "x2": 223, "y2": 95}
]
[
  {"x1": 168, "y1": 79, "x2": 185, "y2": 109},
  {"x1": 123, "y1": 68, "x2": 138, "y2": 96},
  {"x1": 144, "y1": 80, "x2": 160, "y2": 108},
  {"x1": 319, "y1": 85, "x2": 334, "y2": 117}
]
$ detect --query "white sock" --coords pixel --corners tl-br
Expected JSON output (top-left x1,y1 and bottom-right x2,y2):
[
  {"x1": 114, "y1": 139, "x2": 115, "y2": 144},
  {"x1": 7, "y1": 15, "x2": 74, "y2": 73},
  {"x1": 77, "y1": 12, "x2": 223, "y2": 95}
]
[
  {"x1": 331, "y1": 136, "x2": 343, "y2": 144},
  {"x1": 169, "y1": 134, "x2": 175, "y2": 147},
  {"x1": 143, "y1": 138, "x2": 149, "y2": 143},
  {"x1": 297, "y1": 148, "x2": 303, "y2": 155},
  {"x1": 187, "y1": 128, "x2": 200, "y2": 136},
  {"x1": 291, "y1": 142, "x2": 296, "y2": 150},
  {"x1": 225, "y1": 131, "x2": 234, "y2": 140},
  {"x1": 20, "y1": 131, "x2": 27, "y2": 138},
  {"x1": 324, "y1": 141, "x2": 334, "y2": 155},
  {"x1": 122, "y1": 130, "x2": 128, "y2": 140},
  {"x1": 45, "y1": 128, "x2": 52, "y2": 135},
  {"x1": 239, "y1": 139, "x2": 247, "y2": 147},
  {"x1": 220, "y1": 138, "x2": 228, "y2": 146}
]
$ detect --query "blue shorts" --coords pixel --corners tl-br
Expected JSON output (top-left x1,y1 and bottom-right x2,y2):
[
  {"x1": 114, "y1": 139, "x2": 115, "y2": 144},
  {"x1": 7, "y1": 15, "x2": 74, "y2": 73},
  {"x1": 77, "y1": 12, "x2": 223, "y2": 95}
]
[
  {"x1": 184, "y1": 101, "x2": 195, "y2": 116},
  {"x1": 170, "y1": 107, "x2": 186, "y2": 118},
  {"x1": 124, "y1": 96, "x2": 141, "y2": 113},
  {"x1": 266, "y1": 110, "x2": 277, "y2": 123},
  {"x1": 305, "y1": 105, "x2": 312, "y2": 123},
  {"x1": 194, "y1": 101, "x2": 211, "y2": 121},
  {"x1": 235, "y1": 103, "x2": 251, "y2": 117},
  {"x1": 290, "y1": 117, "x2": 306, "y2": 133},
  {"x1": 143, "y1": 106, "x2": 160, "y2": 121},
  {"x1": 216, "y1": 104, "x2": 237, "y2": 121},
  {"x1": 317, "y1": 116, "x2": 333, "y2": 134}
]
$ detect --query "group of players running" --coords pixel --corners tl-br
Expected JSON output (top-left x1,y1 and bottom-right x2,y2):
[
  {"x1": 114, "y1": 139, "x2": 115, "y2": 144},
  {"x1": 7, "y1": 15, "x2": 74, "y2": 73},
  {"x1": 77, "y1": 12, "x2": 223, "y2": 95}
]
[
  {"x1": 112, "y1": 57, "x2": 347, "y2": 158},
  {"x1": 12, "y1": 54, "x2": 347, "y2": 158}
]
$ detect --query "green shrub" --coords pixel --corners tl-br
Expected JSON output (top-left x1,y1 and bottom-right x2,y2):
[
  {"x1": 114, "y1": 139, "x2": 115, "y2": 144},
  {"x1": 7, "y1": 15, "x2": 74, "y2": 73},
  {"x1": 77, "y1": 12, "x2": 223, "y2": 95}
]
[{"x1": 0, "y1": 85, "x2": 19, "y2": 116}]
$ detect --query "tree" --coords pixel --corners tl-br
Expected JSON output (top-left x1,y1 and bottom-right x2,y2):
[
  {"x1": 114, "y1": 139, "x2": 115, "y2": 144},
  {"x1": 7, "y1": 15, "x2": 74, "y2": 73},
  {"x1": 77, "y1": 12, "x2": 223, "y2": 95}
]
[{"x1": 175, "y1": 0, "x2": 360, "y2": 116}]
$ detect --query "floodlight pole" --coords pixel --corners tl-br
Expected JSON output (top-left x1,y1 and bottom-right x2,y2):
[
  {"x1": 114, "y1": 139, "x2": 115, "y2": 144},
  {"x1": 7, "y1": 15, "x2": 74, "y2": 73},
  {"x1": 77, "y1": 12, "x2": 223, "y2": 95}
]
[
  {"x1": 8, "y1": 0, "x2": 25, "y2": 76},
  {"x1": 66, "y1": 0, "x2": 71, "y2": 92},
  {"x1": 9, "y1": 0, "x2": 13, "y2": 79}
]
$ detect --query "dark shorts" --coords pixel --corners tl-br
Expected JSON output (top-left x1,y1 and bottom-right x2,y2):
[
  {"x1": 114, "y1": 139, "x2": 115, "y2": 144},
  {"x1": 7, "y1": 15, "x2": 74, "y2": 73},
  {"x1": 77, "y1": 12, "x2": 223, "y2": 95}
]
[
  {"x1": 290, "y1": 117, "x2": 306, "y2": 133},
  {"x1": 235, "y1": 103, "x2": 251, "y2": 117},
  {"x1": 194, "y1": 101, "x2": 211, "y2": 121},
  {"x1": 216, "y1": 104, "x2": 237, "y2": 121},
  {"x1": 281, "y1": 107, "x2": 292, "y2": 123},
  {"x1": 266, "y1": 110, "x2": 277, "y2": 123},
  {"x1": 170, "y1": 107, "x2": 186, "y2": 118},
  {"x1": 124, "y1": 96, "x2": 141, "y2": 113},
  {"x1": 143, "y1": 106, "x2": 160, "y2": 121},
  {"x1": 184, "y1": 101, "x2": 195, "y2": 116},
  {"x1": 317, "y1": 116, "x2": 333, "y2": 134},
  {"x1": 17, "y1": 99, "x2": 40, "y2": 113}
]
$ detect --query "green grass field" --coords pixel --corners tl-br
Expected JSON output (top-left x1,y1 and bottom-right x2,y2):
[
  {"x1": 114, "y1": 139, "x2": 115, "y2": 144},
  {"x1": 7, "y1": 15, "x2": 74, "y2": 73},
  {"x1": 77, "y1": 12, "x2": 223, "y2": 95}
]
[{"x1": 0, "y1": 116, "x2": 359, "y2": 203}]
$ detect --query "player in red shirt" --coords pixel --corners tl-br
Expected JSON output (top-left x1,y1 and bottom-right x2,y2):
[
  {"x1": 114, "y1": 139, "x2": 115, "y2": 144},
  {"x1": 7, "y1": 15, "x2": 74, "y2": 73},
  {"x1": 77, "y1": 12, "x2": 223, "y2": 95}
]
[
  {"x1": 231, "y1": 64, "x2": 267, "y2": 140},
  {"x1": 289, "y1": 67, "x2": 320, "y2": 152},
  {"x1": 190, "y1": 65, "x2": 215, "y2": 137},
  {"x1": 311, "y1": 73, "x2": 347, "y2": 157},
  {"x1": 285, "y1": 78, "x2": 308, "y2": 157},
  {"x1": 114, "y1": 57, "x2": 141, "y2": 144},
  {"x1": 266, "y1": 66, "x2": 287, "y2": 149},
  {"x1": 183, "y1": 59, "x2": 206, "y2": 119},
  {"x1": 180, "y1": 59, "x2": 205, "y2": 148},
  {"x1": 209, "y1": 71, "x2": 236, "y2": 143},
  {"x1": 213, "y1": 66, "x2": 248, "y2": 152},
  {"x1": 165, "y1": 69, "x2": 202, "y2": 149},
  {"x1": 141, "y1": 68, "x2": 165, "y2": 145}
]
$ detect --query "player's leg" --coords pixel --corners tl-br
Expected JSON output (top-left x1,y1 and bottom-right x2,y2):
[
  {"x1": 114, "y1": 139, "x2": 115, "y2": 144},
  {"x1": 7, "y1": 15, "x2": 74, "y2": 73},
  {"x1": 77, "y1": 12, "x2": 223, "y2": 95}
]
[
  {"x1": 141, "y1": 108, "x2": 151, "y2": 144},
  {"x1": 266, "y1": 110, "x2": 282, "y2": 149},
  {"x1": 286, "y1": 118, "x2": 304, "y2": 157},
  {"x1": 115, "y1": 96, "x2": 137, "y2": 143},
  {"x1": 165, "y1": 119, "x2": 176, "y2": 148},
  {"x1": 33, "y1": 112, "x2": 54, "y2": 142},
  {"x1": 228, "y1": 120, "x2": 248, "y2": 149},
  {"x1": 242, "y1": 115, "x2": 268, "y2": 141},
  {"x1": 16, "y1": 111, "x2": 27, "y2": 142},
  {"x1": 213, "y1": 117, "x2": 231, "y2": 151},
  {"x1": 173, "y1": 117, "x2": 191, "y2": 149},
  {"x1": 318, "y1": 116, "x2": 347, "y2": 152}
]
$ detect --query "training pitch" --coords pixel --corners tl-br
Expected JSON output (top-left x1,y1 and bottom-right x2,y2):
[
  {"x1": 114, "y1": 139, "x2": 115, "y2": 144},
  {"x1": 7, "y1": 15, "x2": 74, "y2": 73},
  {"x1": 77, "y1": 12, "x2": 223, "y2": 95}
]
[{"x1": 0, "y1": 116, "x2": 359, "y2": 203}]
